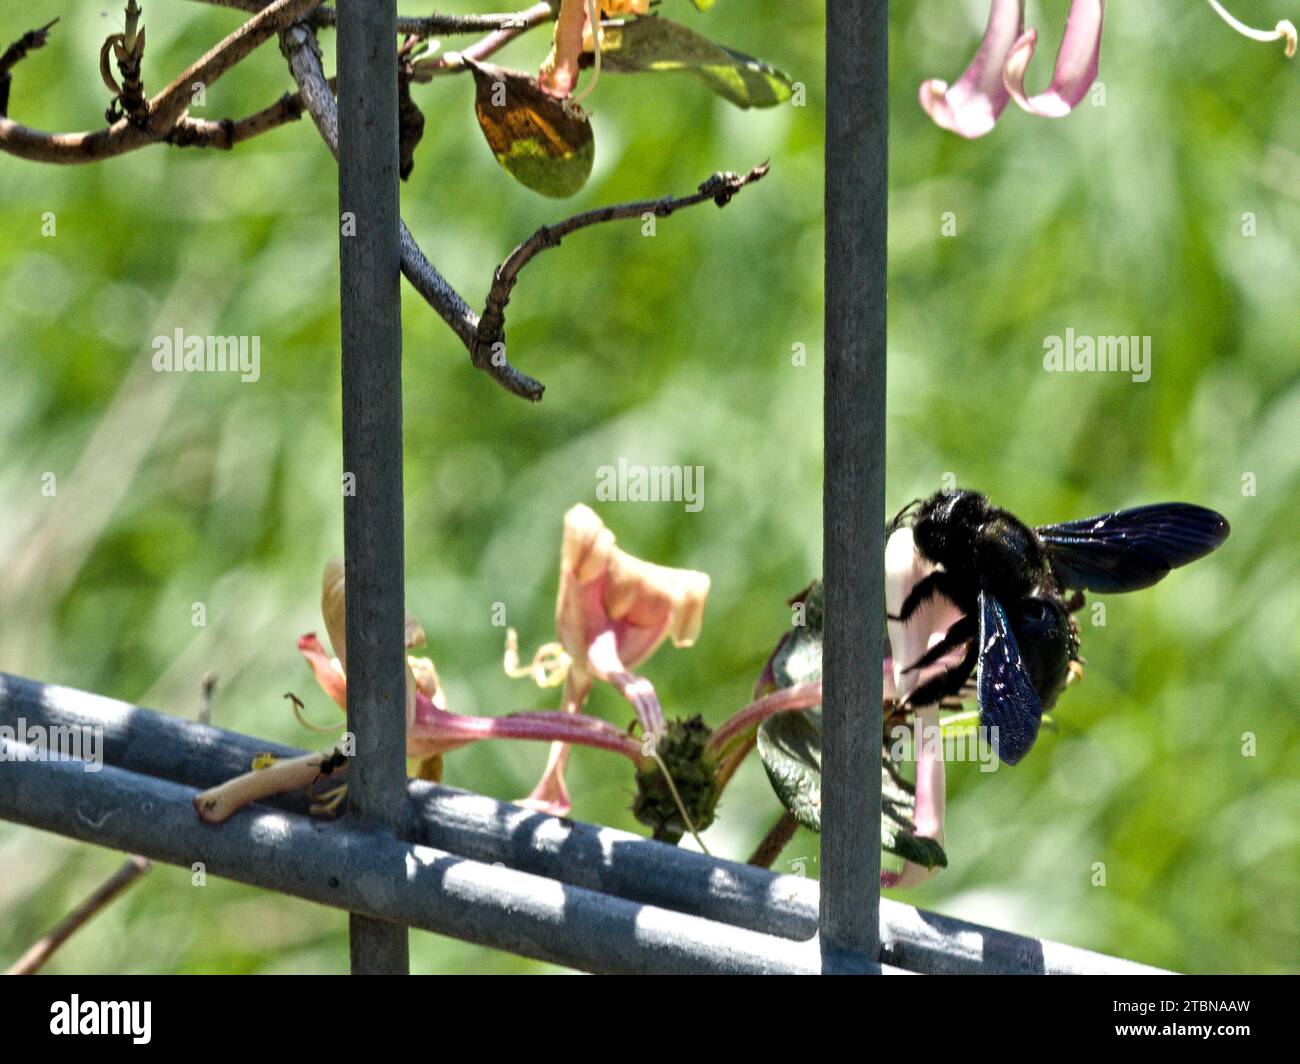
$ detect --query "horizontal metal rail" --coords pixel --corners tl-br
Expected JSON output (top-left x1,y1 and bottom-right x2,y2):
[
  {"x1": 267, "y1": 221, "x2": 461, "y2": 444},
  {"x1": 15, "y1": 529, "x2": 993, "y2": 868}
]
[
  {"x1": 0, "y1": 735, "x2": 892, "y2": 975},
  {"x1": 0, "y1": 672, "x2": 1165, "y2": 974}
]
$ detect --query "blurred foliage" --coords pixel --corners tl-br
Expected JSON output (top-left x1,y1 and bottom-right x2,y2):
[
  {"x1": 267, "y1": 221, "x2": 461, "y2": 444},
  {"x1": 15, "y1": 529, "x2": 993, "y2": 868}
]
[{"x1": 0, "y1": 0, "x2": 1296, "y2": 974}]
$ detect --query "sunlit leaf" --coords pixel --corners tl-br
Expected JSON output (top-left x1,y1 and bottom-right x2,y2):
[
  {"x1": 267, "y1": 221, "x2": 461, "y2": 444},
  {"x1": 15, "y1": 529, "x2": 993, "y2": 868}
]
[
  {"x1": 754, "y1": 580, "x2": 946, "y2": 869},
  {"x1": 757, "y1": 707, "x2": 822, "y2": 830},
  {"x1": 469, "y1": 62, "x2": 594, "y2": 198},
  {"x1": 597, "y1": 16, "x2": 794, "y2": 109}
]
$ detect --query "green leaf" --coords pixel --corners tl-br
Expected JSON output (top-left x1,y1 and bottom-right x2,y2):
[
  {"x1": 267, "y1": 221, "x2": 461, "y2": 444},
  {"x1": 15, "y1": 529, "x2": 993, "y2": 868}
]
[
  {"x1": 690, "y1": 0, "x2": 717, "y2": 10},
  {"x1": 754, "y1": 580, "x2": 823, "y2": 695},
  {"x1": 754, "y1": 580, "x2": 947, "y2": 869},
  {"x1": 469, "y1": 63, "x2": 594, "y2": 198},
  {"x1": 598, "y1": 16, "x2": 794, "y2": 109},
  {"x1": 757, "y1": 707, "x2": 823, "y2": 831}
]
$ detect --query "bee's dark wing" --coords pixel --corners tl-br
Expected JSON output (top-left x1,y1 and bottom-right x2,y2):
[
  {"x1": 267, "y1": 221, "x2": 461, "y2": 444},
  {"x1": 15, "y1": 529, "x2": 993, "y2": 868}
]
[
  {"x1": 976, "y1": 591, "x2": 1043, "y2": 766},
  {"x1": 1036, "y1": 503, "x2": 1229, "y2": 593}
]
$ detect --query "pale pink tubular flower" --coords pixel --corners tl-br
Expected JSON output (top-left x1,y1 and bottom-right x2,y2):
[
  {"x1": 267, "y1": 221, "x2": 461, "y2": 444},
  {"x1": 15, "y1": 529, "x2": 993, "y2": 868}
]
[
  {"x1": 881, "y1": 526, "x2": 962, "y2": 889},
  {"x1": 919, "y1": 0, "x2": 1025, "y2": 138},
  {"x1": 920, "y1": 0, "x2": 1104, "y2": 137},
  {"x1": 517, "y1": 504, "x2": 709, "y2": 815},
  {"x1": 1003, "y1": 0, "x2": 1106, "y2": 118},
  {"x1": 922, "y1": 1, "x2": 1295, "y2": 139},
  {"x1": 299, "y1": 561, "x2": 645, "y2": 766}
]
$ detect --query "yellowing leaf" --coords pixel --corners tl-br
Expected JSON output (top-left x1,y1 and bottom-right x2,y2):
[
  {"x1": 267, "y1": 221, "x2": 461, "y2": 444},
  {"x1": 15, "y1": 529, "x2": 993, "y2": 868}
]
[
  {"x1": 470, "y1": 63, "x2": 594, "y2": 198},
  {"x1": 598, "y1": 16, "x2": 793, "y2": 109}
]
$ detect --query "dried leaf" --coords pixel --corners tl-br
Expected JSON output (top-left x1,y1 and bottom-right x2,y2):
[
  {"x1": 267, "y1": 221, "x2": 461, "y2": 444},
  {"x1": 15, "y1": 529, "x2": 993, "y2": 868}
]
[{"x1": 470, "y1": 62, "x2": 594, "y2": 198}]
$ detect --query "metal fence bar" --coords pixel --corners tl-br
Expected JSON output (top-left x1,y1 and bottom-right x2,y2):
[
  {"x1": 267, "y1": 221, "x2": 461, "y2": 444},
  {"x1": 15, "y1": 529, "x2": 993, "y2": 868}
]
[
  {"x1": 0, "y1": 738, "x2": 918, "y2": 975},
  {"x1": 0, "y1": 673, "x2": 1166, "y2": 973},
  {"x1": 821, "y1": 0, "x2": 888, "y2": 969},
  {"x1": 336, "y1": 0, "x2": 409, "y2": 975}
]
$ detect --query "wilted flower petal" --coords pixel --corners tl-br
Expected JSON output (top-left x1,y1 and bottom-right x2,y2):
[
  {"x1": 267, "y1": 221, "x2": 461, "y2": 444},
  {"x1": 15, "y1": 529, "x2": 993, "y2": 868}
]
[
  {"x1": 1003, "y1": 0, "x2": 1105, "y2": 118},
  {"x1": 919, "y1": 0, "x2": 1024, "y2": 138},
  {"x1": 539, "y1": 0, "x2": 589, "y2": 97},
  {"x1": 298, "y1": 633, "x2": 347, "y2": 709}
]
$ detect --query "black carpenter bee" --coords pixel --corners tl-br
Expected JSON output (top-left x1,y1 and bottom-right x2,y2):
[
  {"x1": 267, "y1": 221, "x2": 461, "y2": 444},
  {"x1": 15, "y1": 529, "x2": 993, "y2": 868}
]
[{"x1": 885, "y1": 490, "x2": 1230, "y2": 766}]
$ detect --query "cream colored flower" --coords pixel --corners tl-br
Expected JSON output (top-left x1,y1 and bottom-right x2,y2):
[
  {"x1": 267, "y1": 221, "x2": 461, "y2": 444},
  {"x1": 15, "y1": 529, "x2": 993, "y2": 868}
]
[{"x1": 516, "y1": 504, "x2": 709, "y2": 815}]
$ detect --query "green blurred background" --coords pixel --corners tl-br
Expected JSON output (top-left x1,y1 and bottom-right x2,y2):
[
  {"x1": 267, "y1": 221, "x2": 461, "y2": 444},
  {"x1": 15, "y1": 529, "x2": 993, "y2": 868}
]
[{"x1": 0, "y1": 0, "x2": 1295, "y2": 974}]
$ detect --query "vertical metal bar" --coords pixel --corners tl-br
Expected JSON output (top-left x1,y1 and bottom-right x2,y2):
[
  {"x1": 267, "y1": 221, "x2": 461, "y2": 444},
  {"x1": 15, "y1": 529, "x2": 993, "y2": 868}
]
[
  {"x1": 821, "y1": 0, "x2": 887, "y2": 969},
  {"x1": 336, "y1": 0, "x2": 410, "y2": 975}
]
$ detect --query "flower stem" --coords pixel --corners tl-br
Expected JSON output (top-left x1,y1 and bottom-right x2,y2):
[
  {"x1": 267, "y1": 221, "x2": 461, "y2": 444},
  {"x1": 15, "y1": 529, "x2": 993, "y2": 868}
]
[
  {"x1": 705, "y1": 681, "x2": 823, "y2": 758},
  {"x1": 747, "y1": 811, "x2": 800, "y2": 869},
  {"x1": 412, "y1": 705, "x2": 645, "y2": 762},
  {"x1": 1204, "y1": 0, "x2": 1297, "y2": 57}
]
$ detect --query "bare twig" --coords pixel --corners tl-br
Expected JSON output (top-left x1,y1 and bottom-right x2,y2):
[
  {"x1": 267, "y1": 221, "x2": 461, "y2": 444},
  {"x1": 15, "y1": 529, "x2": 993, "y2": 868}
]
[
  {"x1": 747, "y1": 811, "x2": 800, "y2": 869},
  {"x1": 0, "y1": 0, "x2": 319, "y2": 163},
  {"x1": 185, "y1": 0, "x2": 559, "y2": 37},
  {"x1": 197, "y1": 670, "x2": 217, "y2": 724},
  {"x1": 411, "y1": 2, "x2": 558, "y2": 80},
  {"x1": 280, "y1": 21, "x2": 544, "y2": 399},
  {"x1": 6, "y1": 856, "x2": 152, "y2": 975},
  {"x1": 475, "y1": 163, "x2": 771, "y2": 363},
  {"x1": 283, "y1": 20, "x2": 770, "y2": 402},
  {"x1": 165, "y1": 80, "x2": 334, "y2": 149},
  {"x1": 102, "y1": 1, "x2": 150, "y2": 127},
  {"x1": 0, "y1": 18, "x2": 56, "y2": 80},
  {"x1": 0, "y1": 18, "x2": 58, "y2": 117}
]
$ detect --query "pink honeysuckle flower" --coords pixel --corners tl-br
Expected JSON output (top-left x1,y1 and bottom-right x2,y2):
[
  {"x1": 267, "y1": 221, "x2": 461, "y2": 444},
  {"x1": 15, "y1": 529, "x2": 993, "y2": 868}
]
[
  {"x1": 920, "y1": 0, "x2": 1104, "y2": 138},
  {"x1": 881, "y1": 525, "x2": 963, "y2": 888},
  {"x1": 921, "y1": 1, "x2": 1295, "y2": 139},
  {"x1": 919, "y1": 0, "x2": 1026, "y2": 138},
  {"x1": 513, "y1": 503, "x2": 709, "y2": 815},
  {"x1": 1003, "y1": 0, "x2": 1106, "y2": 119},
  {"x1": 300, "y1": 560, "x2": 645, "y2": 769}
]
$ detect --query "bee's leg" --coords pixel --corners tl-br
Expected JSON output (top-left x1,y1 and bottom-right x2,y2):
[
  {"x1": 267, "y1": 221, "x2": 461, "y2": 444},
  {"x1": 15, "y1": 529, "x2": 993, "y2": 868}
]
[
  {"x1": 887, "y1": 497, "x2": 926, "y2": 534},
  {"x1": 901, "y1": 613, "x2": 976, "y2": 673},
  {"x1": 903, "y1": 637, "x2": 979, "y2": 710},
  {"x1": 890, "y1": 570, "x2": 963, "y2": 623}
]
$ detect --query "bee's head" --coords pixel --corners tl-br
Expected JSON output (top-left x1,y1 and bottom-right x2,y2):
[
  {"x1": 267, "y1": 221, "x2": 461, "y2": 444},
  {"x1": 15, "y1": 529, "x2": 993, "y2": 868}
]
[{"x1": 912, "y1": 488, "x2": 991, "y2": 563}]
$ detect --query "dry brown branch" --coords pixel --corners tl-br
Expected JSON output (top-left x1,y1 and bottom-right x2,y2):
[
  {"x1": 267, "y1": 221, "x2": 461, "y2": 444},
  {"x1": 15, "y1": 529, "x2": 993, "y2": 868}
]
[
  {"x1": 185, "y1": 0, "x2": 559, "y2": 38},
  {"x1": 475, "y1": 163, "x2": 771, "y2": 363},
  {"x1": 280, "y1": 21, "x2": 545, "y2": 399},
  {"x1": 0, "y1": 0, "x2": 319, "y2": 163},
  {"x1": 283, "y1": 22, "x2": 769, "y2": 403},
  {"x1": 1, "y1": 5, "x2": 768, "y2": 404},
  {"x1": 0, "y1": 18, "x2": 57, "y2": 117},
  {"x1": 411, "y1": 1, "x2": 558, "y2": 80},
  {"x1": 6, "y1": 855, "x2": 152, "y2": 975},
  {"x1": 747, "y1": 810, "x2": 800, "y2": 869}
]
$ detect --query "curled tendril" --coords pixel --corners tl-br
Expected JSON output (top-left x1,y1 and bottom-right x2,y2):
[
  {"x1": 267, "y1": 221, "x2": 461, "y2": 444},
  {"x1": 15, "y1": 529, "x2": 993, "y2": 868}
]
[{"x1": 503, "y1": 628, "x2": 573, "y2": 688}]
